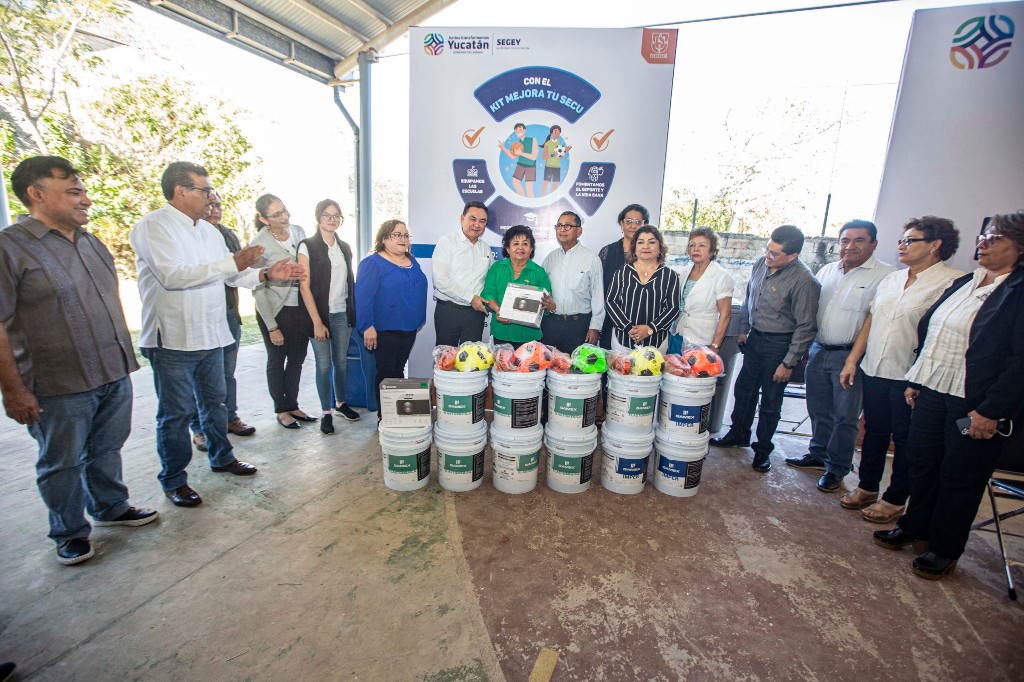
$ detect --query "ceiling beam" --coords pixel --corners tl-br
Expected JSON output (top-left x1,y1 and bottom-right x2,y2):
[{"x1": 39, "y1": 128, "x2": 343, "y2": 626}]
[
  {"x1": 286, "y1": 0, "x2": 370, "y2": 42},
  {"x1": 345, "y1": 0, "x2": 394, "y2": 26}
]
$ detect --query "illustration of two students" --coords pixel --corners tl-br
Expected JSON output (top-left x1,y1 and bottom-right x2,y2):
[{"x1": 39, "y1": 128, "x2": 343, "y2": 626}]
[{"x1": 498, "y1": 124, "x2": 572, "y2": 197}]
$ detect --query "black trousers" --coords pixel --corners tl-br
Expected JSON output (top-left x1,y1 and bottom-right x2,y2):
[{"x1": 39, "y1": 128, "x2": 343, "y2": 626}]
[
  {"x1": 541, "y1": 313, "x2": 592, "y2": 354},
  {"x1": 434, "y1": 300, "x2": 485, "y2": 347},
  {"x1": 257, "y1": 305, "x2": 310, "y2": 414},
  {"x1": 375, "y1": 330, "x2": 418, "y2": 419},
  {"x1": 897, "y1": 386, "x2": 1005, "y2": 559}
]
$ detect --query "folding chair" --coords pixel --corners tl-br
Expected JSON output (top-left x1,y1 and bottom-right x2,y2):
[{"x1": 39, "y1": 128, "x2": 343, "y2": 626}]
[{"x1": 972, "y1": 427, "x2": 1024, "y2": 600}]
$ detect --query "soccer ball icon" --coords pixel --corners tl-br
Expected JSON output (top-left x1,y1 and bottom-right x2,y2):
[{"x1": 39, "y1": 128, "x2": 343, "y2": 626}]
[{"x1": 555, "y1": 145, "x2": 567, "y2": 157}]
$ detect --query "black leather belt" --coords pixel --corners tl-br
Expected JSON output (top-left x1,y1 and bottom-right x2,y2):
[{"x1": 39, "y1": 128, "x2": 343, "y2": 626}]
[
  {"x1": 750, "y1": 328, "x2": 792, "y2": 338},
  {"x1": 818, "y1": 343, "x2": 854, "y2": 351},
  {"x1": 435, "y1": 299, "x2": 473, "y2": 309},
  {"x1": 549, "y1": 313, "x2": 589, "y2": 321}
]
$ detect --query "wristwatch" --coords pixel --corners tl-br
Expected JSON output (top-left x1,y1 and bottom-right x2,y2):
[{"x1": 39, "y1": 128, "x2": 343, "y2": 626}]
[
  {"x1": 710, "y1": 343, "x2": 720, "y2": 350},
  {"x1": 782, "y1": 361, "x2": 796, "y2": 370}
]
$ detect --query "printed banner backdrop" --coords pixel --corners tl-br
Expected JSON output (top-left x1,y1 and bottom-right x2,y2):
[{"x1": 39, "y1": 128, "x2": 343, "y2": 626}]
[
  {"x1": 874, "y1": 2, "x2": 1024, "y2": 273},
  {"x1": 407, "y1": 27, "x2": 677, "y2": 376}
]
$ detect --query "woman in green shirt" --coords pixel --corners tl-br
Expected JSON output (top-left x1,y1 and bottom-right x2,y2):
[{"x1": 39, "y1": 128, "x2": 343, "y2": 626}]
[{"x1": 481, "y1": 225, "x2": 554, "y2": 348}]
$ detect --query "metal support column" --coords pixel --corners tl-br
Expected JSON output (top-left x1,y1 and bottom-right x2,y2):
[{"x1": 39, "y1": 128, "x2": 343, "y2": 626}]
[
  {"x1": 357, "y1": 50, "x2": 375, "y2": 257},
  {"x1": 333, "y1": 85, "x2": 361, "y2": 252}
]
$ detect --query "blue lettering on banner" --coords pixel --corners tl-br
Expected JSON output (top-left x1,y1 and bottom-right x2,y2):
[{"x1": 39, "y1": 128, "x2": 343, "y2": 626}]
[
  {"x1": 569, "y1": 163, "x2": 616, "y2": 216},
  {"x1": 474, "y1": 66, "x2": 601, "y2": 123},
  {"x1": 452, "y1": 159, "x2": 496, "y2": 204}
]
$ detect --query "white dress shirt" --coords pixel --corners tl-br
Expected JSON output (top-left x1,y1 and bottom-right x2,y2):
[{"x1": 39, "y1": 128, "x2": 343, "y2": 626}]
[
  {"x1": 860, "y1": 261, "x2": 964, "y2": 380},
  {"x1": 432, "y1": 230, "x2": 493, "y2": 305},
  {"x1": 815, "y1": 255, "x2": 896, "y2": 346},
  {"x1": 905, "y1": 269, "x2": 1008, "y2": 397},
  {"x1": 131, "y1": 204, "x2": 260, "y2": 351},
  {"x1": 541, "y1": 242, "x2": 605, "y2": 329},
  {"x1": 672, "y1": 260, "x2": 735, "y2": 345}
]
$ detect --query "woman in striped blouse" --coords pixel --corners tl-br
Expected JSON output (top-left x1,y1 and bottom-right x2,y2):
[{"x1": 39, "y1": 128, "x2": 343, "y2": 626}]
[{"x1": 605, "y1": 225, "x2": 680, "y2": 353}]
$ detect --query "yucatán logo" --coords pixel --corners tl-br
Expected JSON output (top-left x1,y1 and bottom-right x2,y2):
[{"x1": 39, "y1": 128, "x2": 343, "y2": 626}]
[
  {"x1": 950, "y1": 15, "x2": 1014, "y2": 69},
  {"x1": 424, "y1": 33, "x2": 444, "y2": 56}
]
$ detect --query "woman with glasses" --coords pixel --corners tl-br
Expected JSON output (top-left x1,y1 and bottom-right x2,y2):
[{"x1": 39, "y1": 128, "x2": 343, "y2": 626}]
[
  {"x1": 871, "y1": 212, "x2": 1024, "y2": 580},
  {"x1": 481, "y1": 225, "x2": 553, "y2": 349},
  {"x1": 252, "y1": 194, "x2": 314, "y2": 429},
  {"x1": 599, "y1": 204, "x2": 649, "y2": 348},
  {"x1": 297, "y1": 199, "x2": 360, "y2": 435},
  {"x1": 667, "y1": 226, "x2": 734, "y2": 354},
  {"x1": 605, "y1": 225, "x2": 680, "y2": 353},
  {"x1": 354, "y1": 220, "x2": 428, "y2": 420},
  {"x1": 839, "y1": 217, "x2": 963, "y2": 522}
]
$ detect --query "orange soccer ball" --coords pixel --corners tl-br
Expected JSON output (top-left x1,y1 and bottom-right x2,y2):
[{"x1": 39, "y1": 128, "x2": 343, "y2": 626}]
[
  {"x1": 513, "y1": 341, "x2": 553, "y2": 372},
  {"x1": 683, "y1": 348, "x2": 724, "y2": 377},
  {"x1": 435, "y1": 346, "x2": 457, "y2": 371}
]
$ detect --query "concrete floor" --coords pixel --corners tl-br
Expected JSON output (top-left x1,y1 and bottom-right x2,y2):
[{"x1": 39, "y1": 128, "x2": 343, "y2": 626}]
[{"x1": 1, "y1": 345, "x2": 1022, "y2": 681}]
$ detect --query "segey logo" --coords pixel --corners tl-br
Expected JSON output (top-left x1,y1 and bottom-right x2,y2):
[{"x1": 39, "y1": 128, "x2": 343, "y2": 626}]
[
  {"x1": 424, "y1": 33, "x2": 444, "y2": 56},
  {"x1": 950, "y1": 15, "x2": 1014, "y2": 69},
  {"x1": 650, "y1": 32, "x2": 670, "y2": 55}
]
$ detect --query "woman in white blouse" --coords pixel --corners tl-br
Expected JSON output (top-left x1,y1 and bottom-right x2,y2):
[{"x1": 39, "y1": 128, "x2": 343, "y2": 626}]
[
  {"x1": 667, "y1": 226, "x2": 733, "y2": 353},
  {"x1": 871, "y1": 212, "x2": 1024, "y2": 581},
  {"x1": 252, "y1": 194, "x2": 314, "y2": 429},
  {"x1": 839, "y1": 217, "x2": 963, "y2": 522}
]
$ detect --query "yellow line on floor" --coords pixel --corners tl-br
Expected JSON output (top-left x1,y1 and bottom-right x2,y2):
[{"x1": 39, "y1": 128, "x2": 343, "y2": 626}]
[{"x1": 528, "y1": 647, "x2": 559, "y2": 682}]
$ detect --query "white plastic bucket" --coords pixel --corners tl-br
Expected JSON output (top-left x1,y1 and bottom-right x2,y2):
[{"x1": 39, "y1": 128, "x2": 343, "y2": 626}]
[
  {"x1": 605, "y1": 373, "x2": 662, "y2": 432},
  {"x1": 433, "y1": 368, "x2": 488, "y2": 427},
  {"x1": 653, "y1": 430, "x2": 710, "y2": 497},
  {"x1": 546, "y1": 370, "x2": 601, "y2": 429},
  {"x1": 491, "y1": 369, "x2": 546, "y2": 429},
  {"x1": 658, "y1": 374, "x2": 717, "y2": 435},
  {"x1": 490, "y1": 423, "x2": 543, "y2": 494},
  {"x1": 434, "y1": 421, "x2": 488, "y2": 492},
  {"x1": 600, "y1": 423, "x2": 655, "y2": 495},
  {"x1": 545, "y1": 424, "x2": 597, "y2": 494},
  {"x1": 379, "y1": 423, "x2": 432, "y2": 491}
]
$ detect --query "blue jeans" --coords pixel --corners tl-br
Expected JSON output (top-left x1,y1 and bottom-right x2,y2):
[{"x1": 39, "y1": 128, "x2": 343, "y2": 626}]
[
  {"x1": 805, "y1": 343, "x2": 863, "y2": 477},
  {"x1": 726, "y1": 330, "x2": 792, "y2": 455},
  {"x1": 189, "y1": 309, "x2": 242, "y2": 432},
  {"x1": 142, "y1": 346, "x2": 236, "y2": 490},
  {"x1": 857, "y1": 373, "x2": 912, "y2": 503},
  {"x1": 28, "y1": 376, "x2": 133, "y2": 543},
  {"x1": 310, "y1": 312, "x2": 352, "y2": 411}
]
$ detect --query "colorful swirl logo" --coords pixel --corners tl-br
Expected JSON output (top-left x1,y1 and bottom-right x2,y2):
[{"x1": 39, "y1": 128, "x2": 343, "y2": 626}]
[
  {"x1": 424, "y1": 33, "x2": 444, "y2": 56},
  {"x1": 950, "y1": 15, "x2": 1014, "y2": 69}
]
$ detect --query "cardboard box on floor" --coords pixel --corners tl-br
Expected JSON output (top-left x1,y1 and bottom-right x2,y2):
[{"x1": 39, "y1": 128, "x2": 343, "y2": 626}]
[{"x1": 380, "y1": 378, "x2": 432, "y2": 427}]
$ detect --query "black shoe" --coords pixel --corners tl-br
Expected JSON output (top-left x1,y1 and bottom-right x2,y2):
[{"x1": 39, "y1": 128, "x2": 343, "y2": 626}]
[
  {"x1": 785, "y1": 454, "x2": 826, "y2": 470},
  {"x1": 873, "y1": 527, "x2": 917, "y2": 550},
  {"x1": 277, "y1": 415, "x2": 301, "y2": 430},
  {"x1": 321, "y1": 414, "x2": 335, "y2": 435},
  {"x1": 912, "y1": 551, "x2": 957, "y2": 580},
  {"x1": 335, "y1": 403, "x2": 361, "y2": 421},
  {"x1": 94, "y1": 507, "x2": 159, "y2": 527},
  {"x1": 57, "y1": 537, "x2": 94, "y2": 565},
  {"x1": 710, "y1": 432, "x2": 750, "y2": 448},
  {"x1": 290, "y1": 411, "x2": 319, "y2": 422},
  {"x1": 752, "y1": 453, "x2": 771, "y2": 472},
  {"x1": 817, "y1": 473, "x2": 843, "y2": 492},
  {"x1": 0, "y1": 661, "x2": 16, "y2": 682},
  {"x1": 165, "y1": 484, "x2": 203, "y2": 507},
  {"x1": 211, "y1": 460, "x2": 258, "y2": 476}
]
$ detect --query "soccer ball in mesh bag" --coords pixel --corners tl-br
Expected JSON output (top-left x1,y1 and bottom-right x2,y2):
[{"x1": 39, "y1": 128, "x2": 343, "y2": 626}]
[
  {"x1": 513, "y1": 341, "x2": 553, "y2": 372},
  {"x1": 629, "y1": 346, "x2": 664, "y2": 376},
  {"x1": 571, "y1": 344, "x2": 607, "y2": 374},
  {"x1": 683, "y1": 349, "x2": 724, "y2": 377},
  {"x1": 455, "y1": 343, "x2": 494, "y2": 372}
]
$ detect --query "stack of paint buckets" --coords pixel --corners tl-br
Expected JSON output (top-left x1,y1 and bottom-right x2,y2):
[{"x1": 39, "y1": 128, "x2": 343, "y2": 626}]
[
  {"x1": 652, "y1": 372, "x2": 717, "y2": 497},
  {"x1": 433, "y1": 366, "x2": 489, "y2": 492},
  {"x1": 490, "y1": 368, "x2": 545, "y2": 493},
  {"x1": 600, "y1": 371, "x2": 660, "y2": 494},
  {"x1": 545, "y1": 370, "x2": 601, "y2": 493}
]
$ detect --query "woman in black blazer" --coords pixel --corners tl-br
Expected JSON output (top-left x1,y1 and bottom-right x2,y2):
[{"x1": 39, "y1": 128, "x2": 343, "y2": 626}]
[
  {"x1": 873, "y1": 212, "x2": 1024, "y2": 579},
  {"x1": 598, "y1": 203, "x2": 648, "y2": 349}
]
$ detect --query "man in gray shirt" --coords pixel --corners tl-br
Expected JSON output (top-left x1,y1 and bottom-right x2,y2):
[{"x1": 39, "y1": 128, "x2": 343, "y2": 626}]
[
  {"x1": 0, "y1": 156, "x2": 158, "y2": 566},
  {"x1": 711, "y1": 225, "x2": 820, "y2": 472}
]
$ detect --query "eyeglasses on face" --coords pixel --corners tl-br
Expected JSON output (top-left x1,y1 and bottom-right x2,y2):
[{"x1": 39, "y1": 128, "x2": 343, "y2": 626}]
[
  {"x1": 267, "y1": 209, "x2": 290, "y2": 220},
  {"x1": 764, "y1": 246, "x2": 785, "y2": 258},
  {"x1": 185, "y1": 185, "x2": 216, "y2": 197},
  {"x1": 389, "y1": 232, "x2": 411, "y2": 240},
  {"x1": 897, "y1": 237, "x2": 934, "y2": 247},
  {"x1": 976, "y1": 233, "x2": 1005, "y2": 247},
  {"x1": 321, "y1": 213, "x2": 343, "y2": 222},
  {"x1": 622, "y1": 218, "x2": 644, "y2": 226},
  {"x1": 554, "y1": 222, "x2": 579, "y2": 230}
]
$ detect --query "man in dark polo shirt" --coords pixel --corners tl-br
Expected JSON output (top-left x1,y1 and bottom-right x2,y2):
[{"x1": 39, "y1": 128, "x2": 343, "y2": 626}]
[
  {"x1": 710, "y1": 225, "x2": 820, "y2": 472},
  {"x1": 0, "y1": 156, "x2": 158, "y2": 566}
]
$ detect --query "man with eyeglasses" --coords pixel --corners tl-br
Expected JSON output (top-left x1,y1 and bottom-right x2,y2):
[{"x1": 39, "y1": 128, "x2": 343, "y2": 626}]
[
  {"x1": 432, "y1": 201, "x2": 494, "y2": 346},
  {"x1": 541, "y1": 211, "x2": 604, "y2": 353},
  {"x1": 711, "y1": 225, "x2": 820, "y2": 473},
  {"x1": 784, "y1": 220, "x2": 895, "y2": 492},
  {"x1": 187, "y1": 192, "x2": 257, "y2": 454},
  {"x1": 1, "y1": 156, "x2": 157, "y2": 566},
  {"x1": 131, "y1": 161, "x2": 305, "y2": 508}
]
